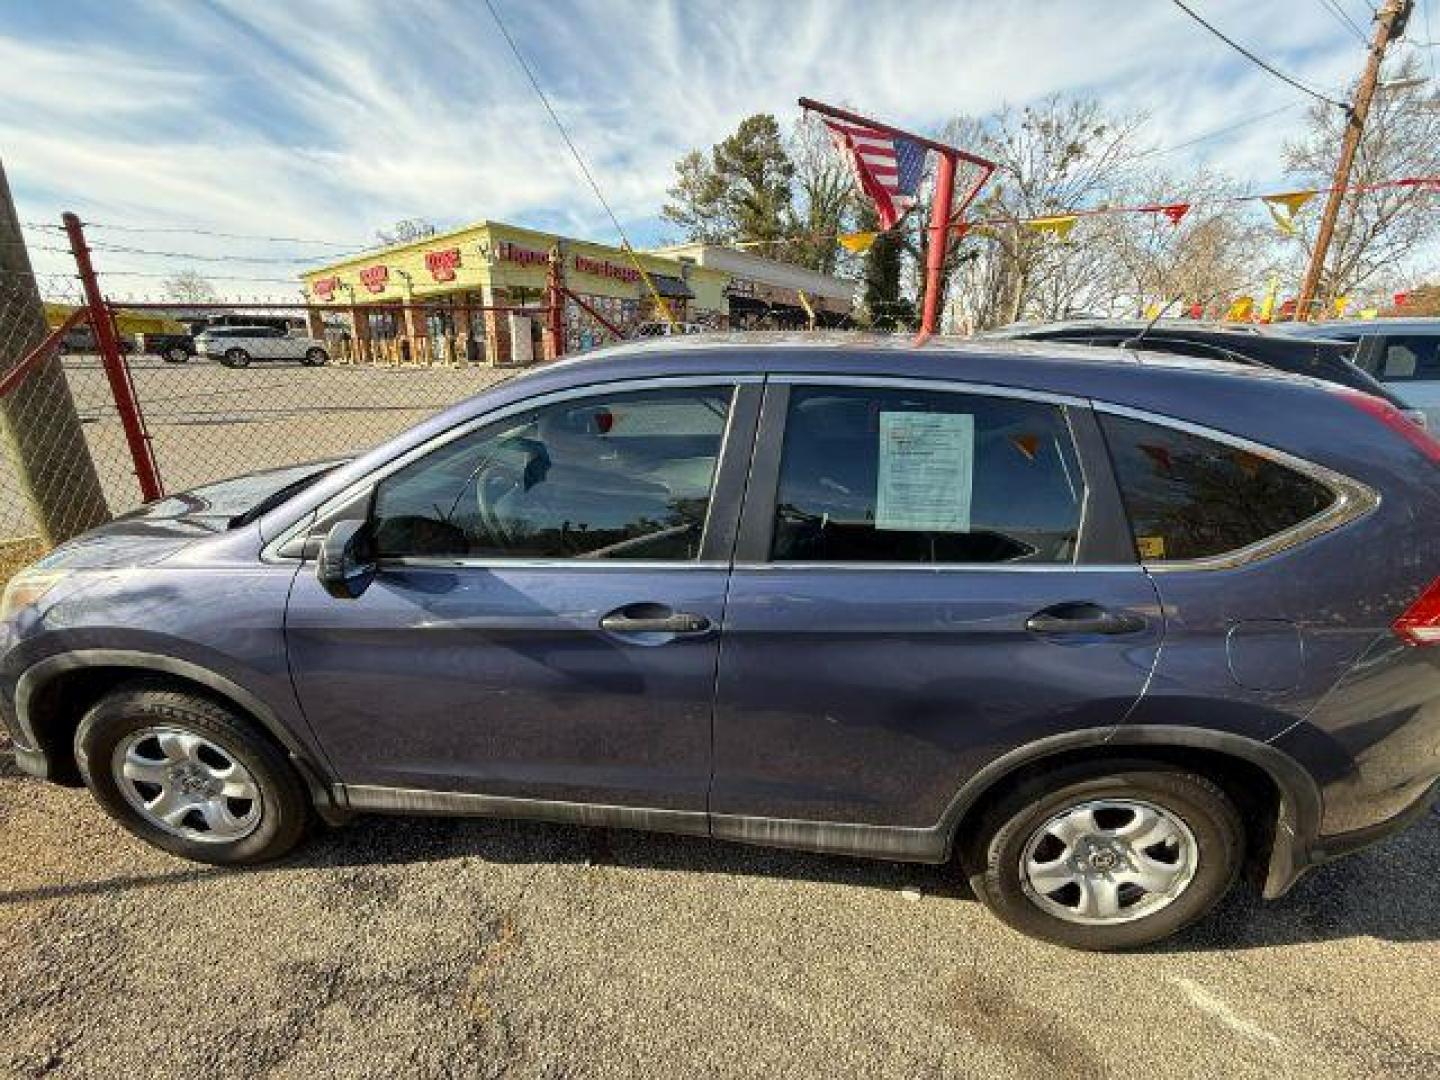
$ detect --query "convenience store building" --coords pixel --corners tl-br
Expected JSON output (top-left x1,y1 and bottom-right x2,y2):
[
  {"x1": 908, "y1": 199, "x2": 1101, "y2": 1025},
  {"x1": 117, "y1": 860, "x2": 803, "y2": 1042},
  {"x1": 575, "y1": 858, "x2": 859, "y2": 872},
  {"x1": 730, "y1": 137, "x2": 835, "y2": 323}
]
[{"x1": 298, "y1": 220, "x2": 855, "y2": 366}]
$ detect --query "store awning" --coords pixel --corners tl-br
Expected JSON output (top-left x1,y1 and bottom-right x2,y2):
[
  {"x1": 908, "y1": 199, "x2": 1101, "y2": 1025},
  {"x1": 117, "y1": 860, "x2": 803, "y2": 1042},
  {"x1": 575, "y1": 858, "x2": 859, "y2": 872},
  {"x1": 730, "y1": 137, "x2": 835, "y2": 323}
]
[{"x1": 649, "y1": 274, "x2": 694, "y2": 300}]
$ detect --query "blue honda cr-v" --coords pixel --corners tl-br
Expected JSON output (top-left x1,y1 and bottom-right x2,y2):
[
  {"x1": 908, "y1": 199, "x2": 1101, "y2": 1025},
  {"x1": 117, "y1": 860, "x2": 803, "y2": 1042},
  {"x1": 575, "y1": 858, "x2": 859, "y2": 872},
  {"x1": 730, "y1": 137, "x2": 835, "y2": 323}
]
[{"x1": 5, "y1": 337, "x2": 1440, "y2": 950}]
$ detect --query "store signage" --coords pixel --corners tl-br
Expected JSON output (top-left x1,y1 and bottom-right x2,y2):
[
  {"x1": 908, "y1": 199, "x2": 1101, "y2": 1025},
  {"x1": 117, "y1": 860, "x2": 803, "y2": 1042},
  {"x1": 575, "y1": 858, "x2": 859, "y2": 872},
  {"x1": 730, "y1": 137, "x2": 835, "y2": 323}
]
[
  {"x1": 496, "y1": 241, "x2": 549, "y2": 268},
  {"x1": 359, "y1": 265, "x2": 389, "y2": 293},
  {"x1": 425, "y1": 248, "x2": 462, "y2": 282},
  {"x1": 573, "y1": 254, "x2": 641, "y2": 283},
  {"x1": 313, "y1": 276, "x2": 340, "y2": 301}
]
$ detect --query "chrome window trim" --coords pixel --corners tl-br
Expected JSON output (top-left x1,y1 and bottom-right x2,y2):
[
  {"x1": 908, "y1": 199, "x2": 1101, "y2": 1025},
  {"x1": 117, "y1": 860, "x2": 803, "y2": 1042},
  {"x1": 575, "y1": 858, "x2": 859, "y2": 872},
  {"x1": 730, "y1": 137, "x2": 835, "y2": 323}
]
[
  {"x1": 730, "y1": 562, "x2": 1141, "y2": 573},
  {"x1": 381, "y1": 557, "x2": 731, "y2": 572},
  {"x1": 262, "y1": 374, "x2": 759, "y2": 562},
  {"x1": 1092, "y1": 401, "x2": 1380, "y2": 573}
]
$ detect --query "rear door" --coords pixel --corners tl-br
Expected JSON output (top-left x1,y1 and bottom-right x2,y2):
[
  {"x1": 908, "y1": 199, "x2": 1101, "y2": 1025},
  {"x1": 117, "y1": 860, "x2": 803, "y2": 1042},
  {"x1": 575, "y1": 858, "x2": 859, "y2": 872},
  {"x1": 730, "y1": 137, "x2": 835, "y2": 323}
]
[{"x1": 709, "y1": 378, "x2": 1162, "y2": 846}]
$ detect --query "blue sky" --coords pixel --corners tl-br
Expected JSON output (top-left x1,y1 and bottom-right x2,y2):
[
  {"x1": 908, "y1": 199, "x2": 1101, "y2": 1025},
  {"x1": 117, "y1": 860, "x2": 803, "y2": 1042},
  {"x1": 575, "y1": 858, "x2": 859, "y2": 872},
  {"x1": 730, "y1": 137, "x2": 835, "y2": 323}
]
[{"x1": 1, "y1": 0, "x2": 1420, "y2": 299}]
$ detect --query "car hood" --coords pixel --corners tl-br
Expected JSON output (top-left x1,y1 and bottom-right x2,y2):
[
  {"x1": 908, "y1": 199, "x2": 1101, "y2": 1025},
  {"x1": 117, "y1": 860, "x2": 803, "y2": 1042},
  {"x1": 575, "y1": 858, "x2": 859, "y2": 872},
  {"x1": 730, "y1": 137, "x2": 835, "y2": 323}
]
[{"x1": 39, "y1": 460, "x2": 344, "y2": 570}]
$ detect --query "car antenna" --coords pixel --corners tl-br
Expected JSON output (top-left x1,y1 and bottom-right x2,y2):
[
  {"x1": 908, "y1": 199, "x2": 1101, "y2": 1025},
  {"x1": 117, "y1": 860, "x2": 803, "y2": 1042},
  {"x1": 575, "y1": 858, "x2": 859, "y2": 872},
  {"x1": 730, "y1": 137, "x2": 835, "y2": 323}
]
[{"x1": 1121, "y1": 296, "x2": 1182, "y2": 352}]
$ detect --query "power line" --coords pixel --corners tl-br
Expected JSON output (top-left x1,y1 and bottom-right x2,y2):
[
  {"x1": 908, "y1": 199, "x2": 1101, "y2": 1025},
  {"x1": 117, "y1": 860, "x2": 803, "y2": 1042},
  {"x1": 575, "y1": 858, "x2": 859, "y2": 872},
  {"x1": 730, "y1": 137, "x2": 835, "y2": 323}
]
[
  {"x1": 1170, "y1": 0, "x2": 1352, "y2": 109},
  {"x1": 1117, "y1": 101, "x2": 1305, "y2": 171},
  {"x1": 481, "y1": 0, "x2": 677, "y2": 323},
  {"x1": 1319, "y1": 0, "x2": 1370, "y2": 41}
]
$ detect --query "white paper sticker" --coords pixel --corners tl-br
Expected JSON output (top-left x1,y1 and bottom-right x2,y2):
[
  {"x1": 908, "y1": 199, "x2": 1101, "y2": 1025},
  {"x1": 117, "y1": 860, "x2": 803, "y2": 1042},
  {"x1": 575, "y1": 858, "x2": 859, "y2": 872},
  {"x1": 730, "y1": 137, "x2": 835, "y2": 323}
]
[{"x1": 875, "y1": 411, "x2": 974, "y2": 532}]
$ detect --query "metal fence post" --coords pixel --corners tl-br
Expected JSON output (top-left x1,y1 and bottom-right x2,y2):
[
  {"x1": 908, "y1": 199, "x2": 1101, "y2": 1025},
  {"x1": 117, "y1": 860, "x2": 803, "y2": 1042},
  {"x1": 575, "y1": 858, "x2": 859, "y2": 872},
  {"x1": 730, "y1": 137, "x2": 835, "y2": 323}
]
[{"x1": 62, "y1": 212, "x2": 163, "y2": 502}]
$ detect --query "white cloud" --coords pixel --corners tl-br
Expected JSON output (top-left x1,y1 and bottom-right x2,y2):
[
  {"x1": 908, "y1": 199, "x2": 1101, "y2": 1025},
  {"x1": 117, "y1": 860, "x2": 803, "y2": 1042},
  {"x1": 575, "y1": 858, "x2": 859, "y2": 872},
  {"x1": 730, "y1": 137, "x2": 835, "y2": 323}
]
[{"x1": 0, "y1": 0, "x2": 1396, "y2": 298}]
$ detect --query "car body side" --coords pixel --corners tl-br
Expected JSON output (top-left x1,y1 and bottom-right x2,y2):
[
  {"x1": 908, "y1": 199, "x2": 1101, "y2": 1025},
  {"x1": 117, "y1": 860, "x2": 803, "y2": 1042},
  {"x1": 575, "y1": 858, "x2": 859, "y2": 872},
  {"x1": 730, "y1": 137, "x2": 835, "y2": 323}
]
[{"x1": 5, "y1": 340, "x2": 1440, "y2": 898}]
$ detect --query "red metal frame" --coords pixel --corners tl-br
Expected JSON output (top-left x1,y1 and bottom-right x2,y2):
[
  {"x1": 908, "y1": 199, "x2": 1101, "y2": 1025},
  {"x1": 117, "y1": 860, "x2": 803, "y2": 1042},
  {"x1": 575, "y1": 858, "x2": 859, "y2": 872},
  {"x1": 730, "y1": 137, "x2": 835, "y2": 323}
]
[
  {"x1": 0, "y1": 306, "x2": 89, "y2": 400},
  {"x1": 63, "y1": 212, "x2": 164, "y2": 502},
  {"x1": 798, "y1": 98, "x2": 996, "y2": 342},
  {"x1": 561, "y1": 287, "x2": 625, "y2": 342}
]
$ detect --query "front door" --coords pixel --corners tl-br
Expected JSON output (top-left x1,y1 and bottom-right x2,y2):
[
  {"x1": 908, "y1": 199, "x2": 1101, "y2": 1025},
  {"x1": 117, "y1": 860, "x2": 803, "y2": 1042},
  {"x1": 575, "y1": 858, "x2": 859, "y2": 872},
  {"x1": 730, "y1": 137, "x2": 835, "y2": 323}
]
[
  {"x1": 710, "y1": 380, "x2": 1162, "y2": 842},
  {"x1": 286, "y1": 380, "x2": 757, "y2": 815}
]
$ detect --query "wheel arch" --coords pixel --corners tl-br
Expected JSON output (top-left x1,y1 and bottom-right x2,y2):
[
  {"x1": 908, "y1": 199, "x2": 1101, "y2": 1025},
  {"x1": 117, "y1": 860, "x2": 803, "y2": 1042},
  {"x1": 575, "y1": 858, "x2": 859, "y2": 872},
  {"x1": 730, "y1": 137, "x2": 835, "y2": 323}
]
[
  {"x1": 15, "y1": 651, "x2": 342, "y2": 819},
  {"x1": 941, "y1": 725, "x2": 1323, "y2": 899}
]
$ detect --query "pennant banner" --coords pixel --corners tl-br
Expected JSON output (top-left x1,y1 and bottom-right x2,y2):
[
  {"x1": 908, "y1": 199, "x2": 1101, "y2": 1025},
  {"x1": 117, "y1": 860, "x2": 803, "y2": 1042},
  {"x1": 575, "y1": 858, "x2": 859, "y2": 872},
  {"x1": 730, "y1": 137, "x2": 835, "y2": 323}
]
[
  {"x1": 1027, "y1": 215, "x2": 1078, "y2": 241},
  {"x1": 838, "y1": 231, "x2": 878, "y2": 254},
  {"x1": 1262, "y1": 191, "x2": 1317, "y2": 236}
]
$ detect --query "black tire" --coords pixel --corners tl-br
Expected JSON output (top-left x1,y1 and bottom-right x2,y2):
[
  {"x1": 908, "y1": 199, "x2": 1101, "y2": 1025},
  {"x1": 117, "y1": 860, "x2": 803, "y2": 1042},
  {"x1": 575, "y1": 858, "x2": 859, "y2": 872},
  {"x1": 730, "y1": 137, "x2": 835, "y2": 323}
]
[
  {"x1": 164, "y1": 346, "x2": 188, "y2": 364},
  {"x1": 74, "y1": 682, "x2": 311, "y2": 865},
  {"x1": 303, "y1": 347, "x2": 329, "y2": 366},
  {"x1": 965, "y1": 761, "x2": 1244, "y2": 951},
  {"x1": 222, "y1": 348, "x2": 251, "y2": 368}
]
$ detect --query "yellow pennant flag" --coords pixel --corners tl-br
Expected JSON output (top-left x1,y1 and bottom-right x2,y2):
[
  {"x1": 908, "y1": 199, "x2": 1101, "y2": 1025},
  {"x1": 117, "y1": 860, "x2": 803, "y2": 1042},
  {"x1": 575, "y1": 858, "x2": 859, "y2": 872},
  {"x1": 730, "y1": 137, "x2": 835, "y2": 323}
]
[
  {"x1": 1334, "y1": 295, "x2": 1351, "y2": 317},
  {"x1": 838, "y1": 231, "x2": 877, "y2": 254},
  {"x1": 1027, "y1": 215, "x2": 1079, "y2": 241},
  {"x1": 1142, "y1": 302, "x2": 1162, "y2": 320},
  {"x1": 1359, "y1": 308, "x2": 1379, "y2": 320},
  {"x1": 1262, "y1": 191, "x2": 1317, "y2": 236},
  {"x1": 1225, "y1": 296, "x2": 1255, "y2": 322},
  {"x1": 1258, "y1": 272, "x2": 1280, "y2": 322},
  {"x1": 796, "y1": 289, "x2": 816, "y2": 329}
]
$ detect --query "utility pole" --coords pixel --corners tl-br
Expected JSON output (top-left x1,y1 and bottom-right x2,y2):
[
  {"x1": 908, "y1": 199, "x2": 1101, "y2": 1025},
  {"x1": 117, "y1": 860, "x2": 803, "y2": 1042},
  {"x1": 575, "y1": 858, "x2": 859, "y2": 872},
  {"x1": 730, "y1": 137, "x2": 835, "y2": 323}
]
[
  {"x1": 0, "y1": 162, "x2": 110, "y2": 545},
  {"x1": 1295, "y1": 0, "x2": 1413, "y2": 320}
]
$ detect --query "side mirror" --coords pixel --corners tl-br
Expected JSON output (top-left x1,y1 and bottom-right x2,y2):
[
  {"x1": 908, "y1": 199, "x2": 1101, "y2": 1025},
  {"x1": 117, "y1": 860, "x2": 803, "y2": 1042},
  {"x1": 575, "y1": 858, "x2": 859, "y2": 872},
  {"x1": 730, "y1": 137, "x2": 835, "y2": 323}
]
[{"x1": 317, "y1": 519, "x2": 377, "y2": 599}]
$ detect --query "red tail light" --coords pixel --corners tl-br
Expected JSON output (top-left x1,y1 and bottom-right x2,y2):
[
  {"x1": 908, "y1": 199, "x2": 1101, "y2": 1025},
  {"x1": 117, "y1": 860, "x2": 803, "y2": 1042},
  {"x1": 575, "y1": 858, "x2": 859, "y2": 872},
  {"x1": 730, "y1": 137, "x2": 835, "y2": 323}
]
[
  {"x1": 1394, "y1": 577, "x2": 1440, "y2": 646},
  {"x1": 1336, "y1": 389, "x2": 1440, "y2": 464}
]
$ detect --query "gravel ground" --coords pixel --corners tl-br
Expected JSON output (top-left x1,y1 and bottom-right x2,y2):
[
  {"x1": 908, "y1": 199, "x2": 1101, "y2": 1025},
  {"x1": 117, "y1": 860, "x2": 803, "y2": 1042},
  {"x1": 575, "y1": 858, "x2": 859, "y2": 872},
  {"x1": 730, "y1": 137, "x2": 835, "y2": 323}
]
[{"x1": 2, "y1": 750, "x2": 1438, "y2": 1079}]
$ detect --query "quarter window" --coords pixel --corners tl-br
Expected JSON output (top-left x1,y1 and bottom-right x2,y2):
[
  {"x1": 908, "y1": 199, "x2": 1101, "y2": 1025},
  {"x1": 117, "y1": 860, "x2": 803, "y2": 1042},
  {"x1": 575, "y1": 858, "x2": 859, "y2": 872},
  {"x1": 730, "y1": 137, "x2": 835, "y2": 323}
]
[
  {"x1": 771, "y1": 386, "x2": 1084, "y2": 564},
  {"x1": 1099, "y1": 414, "x2": 1335, "y2": 562},
  {"x1": 372, "y1": 386, "x2": 732, "y2": 560}
]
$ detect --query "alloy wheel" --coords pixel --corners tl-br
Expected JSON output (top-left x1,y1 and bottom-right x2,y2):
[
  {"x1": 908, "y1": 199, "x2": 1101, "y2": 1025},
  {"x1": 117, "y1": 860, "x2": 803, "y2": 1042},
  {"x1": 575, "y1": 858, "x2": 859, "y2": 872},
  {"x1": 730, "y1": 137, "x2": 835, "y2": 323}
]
[
  {"x1": 110, "y1": 726, "x2": 262, "y2": 843},
  {"x1": 1019, "y1": 798, "x2": 1198, "y2": 925}
]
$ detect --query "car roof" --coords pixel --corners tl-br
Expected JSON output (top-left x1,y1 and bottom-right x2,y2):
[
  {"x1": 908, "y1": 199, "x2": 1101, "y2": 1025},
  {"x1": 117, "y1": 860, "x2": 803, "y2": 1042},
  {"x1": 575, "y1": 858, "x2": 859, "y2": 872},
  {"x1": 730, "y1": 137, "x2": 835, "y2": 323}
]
[{"x1": 1273, "y1": 317, "x2": 1440, "y2": 338}]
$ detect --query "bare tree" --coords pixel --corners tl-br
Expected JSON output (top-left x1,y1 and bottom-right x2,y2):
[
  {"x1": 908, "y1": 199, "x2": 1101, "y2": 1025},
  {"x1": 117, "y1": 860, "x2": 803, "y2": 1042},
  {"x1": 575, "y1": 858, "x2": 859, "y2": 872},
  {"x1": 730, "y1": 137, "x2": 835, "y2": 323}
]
[
  {"x1": 162, "y1": 269, "x2": 217, "y2": 304},
  {"x1": 1284, "y1": 56, "x2": 1440, "y2": 308},
  {"x1": 941, "y1": 97, "x2": 1148, "y2": 329},
  {"x1": 375, "y1": 218, "x2": 439, "y2": 246},
  {"x1": 1096, "y1": 169, "x2": 1275, "y2": 318},
  {"x1": 785, "y1": 113, "x2": 858, "y2": 274}
]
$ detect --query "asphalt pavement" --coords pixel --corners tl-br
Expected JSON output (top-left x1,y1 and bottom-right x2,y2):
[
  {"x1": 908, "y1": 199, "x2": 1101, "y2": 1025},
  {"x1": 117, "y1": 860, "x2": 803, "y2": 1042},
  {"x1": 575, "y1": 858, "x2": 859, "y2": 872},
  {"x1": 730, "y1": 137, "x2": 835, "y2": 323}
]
[{"x1": 3, "y1": 747, "x2": 1438, "y2": 1079}]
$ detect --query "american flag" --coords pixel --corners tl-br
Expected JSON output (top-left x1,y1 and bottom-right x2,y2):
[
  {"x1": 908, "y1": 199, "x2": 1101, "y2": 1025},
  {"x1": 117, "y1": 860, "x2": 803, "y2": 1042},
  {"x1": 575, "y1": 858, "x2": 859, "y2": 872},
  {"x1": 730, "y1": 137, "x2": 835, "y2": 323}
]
[{"x1": 821, "y1": 117, "x2": 930, "y2": 230}]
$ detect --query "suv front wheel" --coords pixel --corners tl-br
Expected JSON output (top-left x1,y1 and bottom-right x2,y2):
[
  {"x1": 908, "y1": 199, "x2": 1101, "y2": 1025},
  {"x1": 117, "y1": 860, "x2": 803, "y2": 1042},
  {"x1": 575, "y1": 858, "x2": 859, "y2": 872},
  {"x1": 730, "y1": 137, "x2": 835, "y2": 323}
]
[
  {"x1": 75, "y1": 682, "x2": 311, "y2": 865},
  {"x1": 966, "y1": 762, "x2": 1244, "y2": 950},
  {"x1": 302, "y1": 347, "x2": 329, "y2": 366},
  {"x1": 221, "y1": 348, "x2": 251, "y2": 368}
]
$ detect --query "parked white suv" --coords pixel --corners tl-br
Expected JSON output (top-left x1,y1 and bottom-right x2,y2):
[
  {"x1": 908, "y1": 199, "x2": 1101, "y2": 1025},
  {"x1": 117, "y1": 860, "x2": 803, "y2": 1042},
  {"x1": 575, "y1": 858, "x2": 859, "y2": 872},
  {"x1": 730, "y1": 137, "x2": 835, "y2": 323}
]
[{"x1": 195, "y1": 326, "x2": 330, "y2": 368}]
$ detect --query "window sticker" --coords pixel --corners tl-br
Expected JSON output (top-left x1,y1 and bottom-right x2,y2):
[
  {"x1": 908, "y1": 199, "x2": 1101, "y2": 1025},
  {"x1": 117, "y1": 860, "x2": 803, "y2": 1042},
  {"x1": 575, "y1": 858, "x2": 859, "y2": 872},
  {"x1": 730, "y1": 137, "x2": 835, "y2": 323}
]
[
  {"x1": 875, "y1": 411, "x2": 974, "y2": 532},
  {"x1": 1135, "y1": 535, "x2": 1167, "y2": 559}
]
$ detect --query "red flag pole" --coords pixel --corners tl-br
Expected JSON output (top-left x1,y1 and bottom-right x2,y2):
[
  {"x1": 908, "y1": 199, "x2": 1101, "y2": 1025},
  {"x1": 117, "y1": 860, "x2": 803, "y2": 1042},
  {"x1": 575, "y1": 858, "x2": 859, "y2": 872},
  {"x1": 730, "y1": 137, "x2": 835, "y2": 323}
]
[
  {"x1": 917, "y1": 151, "x2": 956, "y2": 345},
  {"x1": 798, "y1": 98, "x2": 994, "y2": 344}
]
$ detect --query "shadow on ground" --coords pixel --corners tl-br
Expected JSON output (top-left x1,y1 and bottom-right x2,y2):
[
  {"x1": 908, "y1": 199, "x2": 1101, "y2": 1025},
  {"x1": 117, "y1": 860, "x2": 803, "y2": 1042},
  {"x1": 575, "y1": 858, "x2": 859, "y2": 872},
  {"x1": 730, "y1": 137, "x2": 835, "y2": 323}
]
[{"x1": 4, "y1": 777, "x2": 1437, "y2": 951}]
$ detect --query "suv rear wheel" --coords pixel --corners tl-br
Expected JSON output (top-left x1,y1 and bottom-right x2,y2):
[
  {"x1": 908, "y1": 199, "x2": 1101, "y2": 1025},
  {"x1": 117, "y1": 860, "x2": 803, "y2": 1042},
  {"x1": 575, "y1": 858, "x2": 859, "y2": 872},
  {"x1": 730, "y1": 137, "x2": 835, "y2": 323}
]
[
  {"x1": 302, "y1": 346, "x2": 329, "y2": 366},
  {"x1": 75, "y1": 682, "x2": 311, "y2": 865},
  {"x1": 221, "y1": 347, "x2": 251, "y2": 368},
  {"x1": 163, "y1": 345, "x2": 188, "y2": 364},
  {"x1": 966, "y1": 762, "x2": 1243, "y2": 950}
]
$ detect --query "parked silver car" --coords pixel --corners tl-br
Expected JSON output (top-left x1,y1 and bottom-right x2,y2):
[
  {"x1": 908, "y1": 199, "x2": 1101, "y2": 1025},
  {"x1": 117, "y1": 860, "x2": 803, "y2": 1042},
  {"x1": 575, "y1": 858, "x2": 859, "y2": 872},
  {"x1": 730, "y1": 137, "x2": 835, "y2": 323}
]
[{"x1": 194, "y1": 326, "x2": 330, "y2": 368}]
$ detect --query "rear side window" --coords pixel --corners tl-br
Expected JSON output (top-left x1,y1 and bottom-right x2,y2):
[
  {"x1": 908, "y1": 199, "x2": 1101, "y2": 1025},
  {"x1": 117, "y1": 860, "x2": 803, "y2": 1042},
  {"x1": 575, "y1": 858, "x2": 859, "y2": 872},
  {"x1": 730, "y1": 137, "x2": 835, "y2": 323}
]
[
  {"x1": 772, "y1": 386, "x2": 1084, "y2": 564},
  {"x1": 1099, "y1": 414, "x2": 1335, "y2": 562},
  {"x1": 1367, "y1": 337, "x2": 1440, "y2": 382}
]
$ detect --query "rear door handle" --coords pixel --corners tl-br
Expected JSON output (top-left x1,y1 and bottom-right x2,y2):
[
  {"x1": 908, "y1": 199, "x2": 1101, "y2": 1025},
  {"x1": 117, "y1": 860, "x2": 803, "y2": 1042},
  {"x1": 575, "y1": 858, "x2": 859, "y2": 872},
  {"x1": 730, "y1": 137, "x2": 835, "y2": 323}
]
[
  {"x1": 1026, "y1": 606, "x2": 1147, "y2": 636},
  {"x1": 600, "y1": 609, "x2": 712, "y2": 635}
]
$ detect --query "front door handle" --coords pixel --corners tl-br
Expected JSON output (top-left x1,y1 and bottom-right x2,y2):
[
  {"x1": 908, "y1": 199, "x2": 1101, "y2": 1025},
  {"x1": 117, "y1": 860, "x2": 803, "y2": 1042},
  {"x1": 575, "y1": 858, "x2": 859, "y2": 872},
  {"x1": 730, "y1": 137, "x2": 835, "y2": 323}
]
[
  {"x1": 1026, "y1": 604, "x2": 1147, "y2": 636},
  {"x1": 600, "y1": 606, "x2": 712, "y2": 635}
]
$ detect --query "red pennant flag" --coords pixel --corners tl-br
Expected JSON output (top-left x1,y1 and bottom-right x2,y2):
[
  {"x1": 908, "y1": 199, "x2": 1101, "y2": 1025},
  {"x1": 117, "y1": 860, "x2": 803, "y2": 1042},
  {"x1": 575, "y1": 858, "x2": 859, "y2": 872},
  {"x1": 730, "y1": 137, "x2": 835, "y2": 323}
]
[{"x1": 1160, "y1": 203, "x2": 1190, "y2": 226}]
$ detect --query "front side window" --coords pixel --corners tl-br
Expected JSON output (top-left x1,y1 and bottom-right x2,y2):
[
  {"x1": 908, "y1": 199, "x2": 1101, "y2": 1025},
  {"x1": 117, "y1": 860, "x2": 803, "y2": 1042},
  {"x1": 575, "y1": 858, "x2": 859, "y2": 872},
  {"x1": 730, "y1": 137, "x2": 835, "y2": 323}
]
[
  {"x1": 771, "y1": 386, "x2": 1084, "y2": 564},
  {"x1": 372, "y1": 386, "x2": 732, "y2": 560},
  {"x1": 1099, "y1": 414, "x2": 1335, "y2": 562}
]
